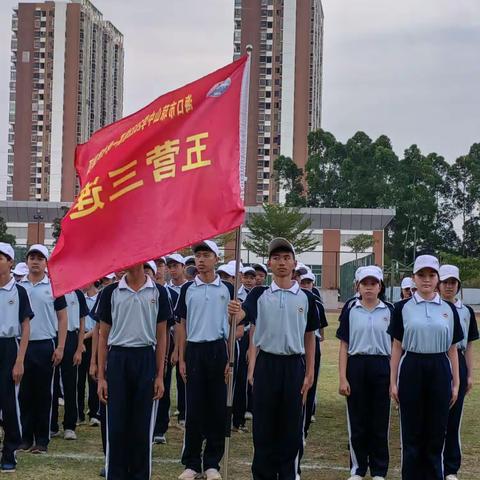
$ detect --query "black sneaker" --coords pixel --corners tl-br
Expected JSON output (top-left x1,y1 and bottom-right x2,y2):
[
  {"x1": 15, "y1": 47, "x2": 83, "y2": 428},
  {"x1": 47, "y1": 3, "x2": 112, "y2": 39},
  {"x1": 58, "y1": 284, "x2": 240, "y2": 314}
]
[
  {"x1": 16, "y1": 442, "x2": 33, "y2": 452},
  {"x1": 0, "y1": 462, "x2": 16, "y2": 473},
  {"x1": 30, "y1": 445, "x2": 47, "y2": 454}
]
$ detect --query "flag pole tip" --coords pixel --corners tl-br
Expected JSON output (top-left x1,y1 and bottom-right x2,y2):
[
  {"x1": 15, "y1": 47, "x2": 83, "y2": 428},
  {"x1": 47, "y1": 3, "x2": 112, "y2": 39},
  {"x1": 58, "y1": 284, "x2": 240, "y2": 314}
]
[{"x1": 246, "y1": 44, "x2": 253, "y2": 54}]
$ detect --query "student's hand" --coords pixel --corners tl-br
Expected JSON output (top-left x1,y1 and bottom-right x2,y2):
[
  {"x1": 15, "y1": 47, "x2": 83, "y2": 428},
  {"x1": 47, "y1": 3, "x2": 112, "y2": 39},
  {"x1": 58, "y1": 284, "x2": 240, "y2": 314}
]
[
  {"x1": 224, "y1": 362, "x2": 233, "y2": 384},
  {"x1": 153, "y1": 376, "x2": 164, "y2": 400},
  {"x1": 89, "y1": 362, "x2": 98, "y2": 381},
  {"x1": 73, "y1": 349, "x2": 83, "y2": 366},
  {"x1": 227, "y1": 300, "x2": 242, "y2": 317},
  {"x1": 247, "y1": 370, "x2": 254, "y2": 387},
  {"x1": 52, "y1": 347, "x2": 64, "y2": 366},
  {"x1": 171, "y1": 348, "x2": 179, "y2": 366},
  {"x1": 466, "y1": 376, "x2": 474, "y2": 395},
  {"x1": 389, "y1": 383, "x2": 399, "y2": 404},
  {"x1": 179, "y1": 360, "x2": 187, "y2": 383},
  {"x1": 301, "y1": 374, "x2": 313, "y2": 405},
  {"x1": 339, "y1": 378, "x2": 351, "y2": 397},
  {"x1": 12, "y1": 359, "x2": 24, "y2": 385},
  {"x1": 98, "y1": 378, "x2": 108, "y2": 404},
  {"x1": 81, "y1": 343, "x2": 86, "y2": 353},
  {"x1": 450, "y1": 385, "x2": 459, "y2": 408}
]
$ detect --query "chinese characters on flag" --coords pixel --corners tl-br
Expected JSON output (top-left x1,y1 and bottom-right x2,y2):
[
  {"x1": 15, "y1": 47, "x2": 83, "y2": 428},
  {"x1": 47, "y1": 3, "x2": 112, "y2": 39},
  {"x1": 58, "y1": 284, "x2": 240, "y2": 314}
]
[{"x1": 49, "y1": 55, "x2": 250, "y2": 296}]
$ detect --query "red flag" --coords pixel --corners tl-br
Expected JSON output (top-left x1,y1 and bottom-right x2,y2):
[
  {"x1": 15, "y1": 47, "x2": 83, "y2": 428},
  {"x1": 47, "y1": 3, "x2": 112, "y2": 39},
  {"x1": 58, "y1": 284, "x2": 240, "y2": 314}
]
[{"x1": 49, "y1": 55, "x2": 250, "y2": 296}]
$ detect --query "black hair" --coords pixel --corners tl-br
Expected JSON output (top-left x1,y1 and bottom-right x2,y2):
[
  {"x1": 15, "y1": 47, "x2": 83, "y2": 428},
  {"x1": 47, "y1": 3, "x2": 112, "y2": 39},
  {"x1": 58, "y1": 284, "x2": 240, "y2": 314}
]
[
  {"x1": 0, "y1": 252, "x2": 12, "y2": 262},
  {"x1": 439, "y1": 277, "x2": 461, "y2": 295}
]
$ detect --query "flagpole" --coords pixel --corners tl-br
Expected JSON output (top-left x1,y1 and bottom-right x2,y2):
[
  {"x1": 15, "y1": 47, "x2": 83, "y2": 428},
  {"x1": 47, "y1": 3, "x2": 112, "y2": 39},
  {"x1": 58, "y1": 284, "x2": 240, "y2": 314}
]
[
  {"x1": 223, "y1": 44, "x2": 252, "y2": 480},
  {"x1": 224, "y1": 226, "x2": 242, "y2": 480}
]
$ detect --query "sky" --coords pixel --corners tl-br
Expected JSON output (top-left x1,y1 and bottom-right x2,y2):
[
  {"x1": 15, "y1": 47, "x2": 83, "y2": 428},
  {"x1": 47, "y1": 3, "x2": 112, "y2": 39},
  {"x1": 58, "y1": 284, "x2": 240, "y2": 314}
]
[{"x1": 0, "y1": 0, "x2": 479, "y2": 172}]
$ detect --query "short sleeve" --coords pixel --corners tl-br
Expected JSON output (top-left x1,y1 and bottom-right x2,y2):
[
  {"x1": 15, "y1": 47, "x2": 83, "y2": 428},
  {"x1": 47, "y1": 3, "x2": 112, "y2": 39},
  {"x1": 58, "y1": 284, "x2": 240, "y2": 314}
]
[
  {"x1": 336, "y1": 306, "x2": 350, "y2": 343},
  {"x1": 156, "y1": 284, "x2": 172, "y2": 324},
  {"x1": 175, "y1": 282, "x2": 193, "y2": 321},
  {"x1": 97, "y1": 284, "x2": 116, "y2": 325},
  {"x1": 387, "y1": 300, "x2": 407, "y2": 342},
  {"x1": 16, "y1": 285, "x2": 34, "y2": 322},
  {"x1": 305, "y1": 291, "x2": 320, "y2": 332},
  {"x1": 222, "y1": 281, "x2": 235, "y2": 300},
  {"x1": 317, "y1": 301, "x2": 328, "y2": 329},
  {"x1": 466, "y1": 306, "x2": 480, "y2": 342},
  {"x1": 75, "y1": 290, "x2": 90, "y2": 318},
  {"x1": 242, "y1": 286, "x2": 267, "y2": 326},
  {"x1": 90, "y1": 292, "x2": 102, "y2": 323},
  {"x1": 450, "y1": 303, "x2": 464, "y2": 345},
  {"x1": 54, "y1": 295, "x2": 67, "y2": 311}
]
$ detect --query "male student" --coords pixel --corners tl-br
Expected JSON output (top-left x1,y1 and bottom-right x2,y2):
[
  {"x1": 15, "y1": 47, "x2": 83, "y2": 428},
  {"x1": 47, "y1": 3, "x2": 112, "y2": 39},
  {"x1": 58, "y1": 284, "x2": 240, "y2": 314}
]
[
  {"x1": 51, "y1": 288, "x2": 88, "y2": 439},
  {"x1": 97, "y1": 263, "x2": 170, "y2": 480},
  {"x1": 252, "y1": 263, "x2": 268, "y2": 286},
  {"x1": 176, "y1": 240, "x2": 235, "y2": 480},
  {"x1": 0, "y1": 243, "x2": 33, "y2": 473},
  {"x1": 166, "y1": 254, "x2": 188, "y2": 428},
  {"x1": 228, "y1": 238, "x2": 320, "y2": 480},
  {"x1": 18, "y1": 244, "x2": 68, "y2": 454}
]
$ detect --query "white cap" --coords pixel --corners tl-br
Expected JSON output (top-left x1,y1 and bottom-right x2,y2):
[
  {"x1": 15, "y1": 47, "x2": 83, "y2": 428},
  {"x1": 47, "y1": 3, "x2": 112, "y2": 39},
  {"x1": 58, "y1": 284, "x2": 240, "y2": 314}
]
[
  {"x1": 354, "y1": 267, "x2": 365, "y2": 282},
  {"x1": 268, "y1": 237, "x2": 295, "y2": 256},
  {"x1": 166, "y1": 253, "x2": 185, "y2": 265},
  {"x1": 401, "y1": 277, "x2": 415, "y2": 289},
  {"x1": 12, "y1": 262, "x2": 28, "y2": 276},
  {"x1": 144, "y1": 260, "x2": 157, "y2": 275},
  {"x1": 300, "y1": 272, "x2": 315, "y2": 282},
  {"x1": 295, "y1": 262, "x2": 309, "y2": 275},
  {"x1": 192, "y1": 240, "x2": 220, "y2": 257},
  {"x1": 103, "y1": 273, "x2": 116, "y2": 280},
  {"x1": 357, "y1": 266, "x2": 383, "y2": 283},
  {"x1": 226, "y1": 260, "x2": 242, "y2": 275},
  {"x1": 241, "y1": 266, "x2": 256, "y2": 275},
  {"x1": 413, "y1": 255, "x2": 440, "y2": 274},
  {"x1": 27, "y1": 244, "x2": 49, "y2": 260},
  {"x1": 155, "y1": 256, "x2": 166, "y2": 264},
  {"x1": 252, "y1": 263, "x2": 268, "y2": 275},
  {"x1": 0, "y1": 242, "x2": 14, "y2": 260},
  {"x1": 217, "y1": 264, "x2": 235, "y2": 277},
  {"x1": 184, "y1": 255, "x2": 195, "y2": 265},
  {"x1": 439, "y1": 265, "x2": 460, "y2": 282}
]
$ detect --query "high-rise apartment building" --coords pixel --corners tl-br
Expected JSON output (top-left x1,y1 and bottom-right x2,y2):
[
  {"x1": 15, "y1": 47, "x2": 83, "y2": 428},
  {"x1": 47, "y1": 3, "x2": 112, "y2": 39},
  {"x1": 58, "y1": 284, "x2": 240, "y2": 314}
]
[
  {"x1": 233, "y1": 0, "x2": 324, "y2": 205},
  {"x1": 3, "y1": 0, "x2": 124, "y2": 202}
]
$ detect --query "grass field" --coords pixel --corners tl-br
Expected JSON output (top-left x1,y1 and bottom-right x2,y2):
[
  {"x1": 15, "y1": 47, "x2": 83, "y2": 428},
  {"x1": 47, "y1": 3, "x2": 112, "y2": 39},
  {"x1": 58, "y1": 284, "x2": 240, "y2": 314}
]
[{"x1": 9, "y1": 313, "x2": 480, "y2": 479}]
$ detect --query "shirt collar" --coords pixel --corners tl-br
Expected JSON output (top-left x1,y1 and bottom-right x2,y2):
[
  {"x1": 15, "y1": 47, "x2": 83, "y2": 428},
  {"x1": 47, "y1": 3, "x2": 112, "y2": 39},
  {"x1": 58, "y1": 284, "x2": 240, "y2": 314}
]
[
  {"x1": 354, "y1": 299, "x2": 387, "y2": 310},
  {"x1": 20, "y1": 274, "x2": 49, "y2": 286},
  {"x1": 413, "y1": 292, "x2": 441, "y2": 305},
  {"x1": 270, "y1": 280, "x2": 300, "y2": 294},
  {"x1": 0, "y1": 276, "x2": 15, "y2": 291},
  {"x1": 454, "y1": 299, "x2": 463, "y2": 309},
  {"x1": 194, "y1": 275, "x2": 221, "y2": 287},
  {"x1": 169, "y1": 280, "x2": 187, "y2": 288},
  {"x1": 118, "y1": 274, "x2": 154, "y2": 292}
]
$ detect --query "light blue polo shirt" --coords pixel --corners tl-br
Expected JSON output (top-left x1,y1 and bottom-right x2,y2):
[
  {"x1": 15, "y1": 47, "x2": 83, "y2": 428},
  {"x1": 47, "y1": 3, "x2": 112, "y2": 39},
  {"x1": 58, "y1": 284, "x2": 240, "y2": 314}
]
[
  {"x1": 0, "y1": 277, "x2": 34, "y2": 338},
  {"x1": 19, "y1": 275, "x2": 67, "y2": 341},
  {"x1": 97, "y1": 275, "x2": 171, "y2": 347},
  {"x1": 242, "y1": 281, "x2": 322, "y2": 355},
  {"x1": 336, "y1": 300, "x2": 392, "y2": 356},
  {"x1": 454, "y1": 300, "x2": 479, "y2": 351},
  {"x1": 84, "y1": 293, "x2": 98, "y2": 332},
  {"x1": 388, "y1": 292, "x2": 464, "y2": 354},
  {"x1": 175, "y1": 275, "x2": 234, "y2": 343},
  {"x1": 64, "y1": 290, "x2": 90, "y2": 332}
]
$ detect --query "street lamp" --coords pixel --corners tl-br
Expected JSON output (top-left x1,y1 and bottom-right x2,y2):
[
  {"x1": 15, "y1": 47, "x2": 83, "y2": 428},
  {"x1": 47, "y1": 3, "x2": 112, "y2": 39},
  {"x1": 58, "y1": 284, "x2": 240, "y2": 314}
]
[{"x1": 33, "y1": 209, "x2": 44, "y2": 244}]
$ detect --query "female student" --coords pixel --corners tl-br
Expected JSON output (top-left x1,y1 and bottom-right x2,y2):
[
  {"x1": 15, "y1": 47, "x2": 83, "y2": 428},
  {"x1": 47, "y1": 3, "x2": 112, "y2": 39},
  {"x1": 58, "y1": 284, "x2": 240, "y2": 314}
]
[
  {"x1": 389, "y1": 255, "x2": 464, "y2": 480},
  {"x1": 438, "y1": 265, "x2": 479, "y2": 480},
  {"x1": 337, "y1": 266, "x2": 392, "y2": 480}
]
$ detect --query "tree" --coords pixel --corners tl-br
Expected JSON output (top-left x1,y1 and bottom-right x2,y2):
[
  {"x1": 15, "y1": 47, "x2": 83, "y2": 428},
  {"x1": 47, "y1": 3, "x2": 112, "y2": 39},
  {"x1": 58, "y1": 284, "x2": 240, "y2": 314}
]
[
  {"x1": 243, "y1": 204, "x2": 318, "y2": 258},
  {"x1": 344, "y1": 234, "x2": 375, "y2": 260},
  {"x1": 273, "y1": 155, "x2": 305, "y2": 207},
  {"x1": 51, "y1": 207, "x2": 69, "y2": 245},
  {"x1": 0, "y1": 216, "x2": 16, "y2": 245}
]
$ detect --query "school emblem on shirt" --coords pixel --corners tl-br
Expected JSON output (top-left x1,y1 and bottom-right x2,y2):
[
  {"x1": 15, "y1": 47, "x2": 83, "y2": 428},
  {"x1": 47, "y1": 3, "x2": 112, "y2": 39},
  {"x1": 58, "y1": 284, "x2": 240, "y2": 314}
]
[
  {"x1": 8, "y1": 299, "x2": 14, "y2": 305},
  {"x1": 443, "y1": 312, "x2": 449, "y2": 319},
  {"x1": 151, "y1": 298, "x2": 156, "y2": 304},
  {"x1": 383, "y1": 316, "x2": 389, "y2": 322},
  {"x1": 298, "y1": 307, "x2": 304, "y2": 313}
]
